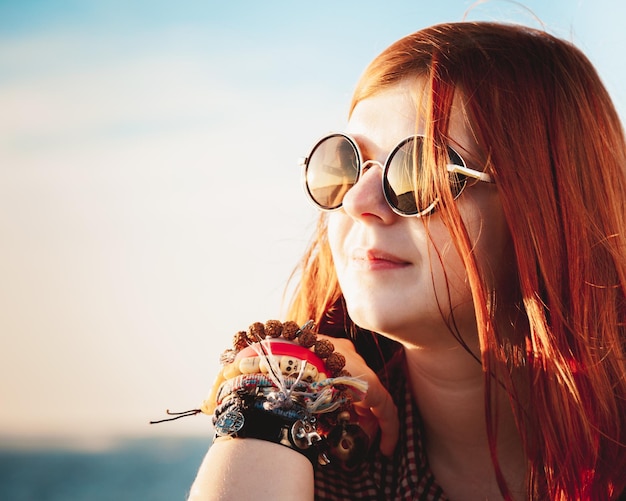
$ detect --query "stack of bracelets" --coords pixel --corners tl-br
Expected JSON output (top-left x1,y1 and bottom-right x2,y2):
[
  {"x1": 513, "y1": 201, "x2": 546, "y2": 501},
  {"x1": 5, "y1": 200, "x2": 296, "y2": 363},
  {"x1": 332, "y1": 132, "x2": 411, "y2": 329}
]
[{"x1": 150, "y1": 320, "x2": 370, "y2": 469}]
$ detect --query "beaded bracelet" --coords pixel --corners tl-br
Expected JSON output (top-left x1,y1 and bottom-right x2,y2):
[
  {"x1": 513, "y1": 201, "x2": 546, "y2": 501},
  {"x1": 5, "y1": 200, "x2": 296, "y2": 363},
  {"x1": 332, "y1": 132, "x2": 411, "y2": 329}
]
[
  {"x1": 211, "y1": 388, "x2": 322, "y2": 465},
  {"x1": 150, "y1": 320, "x2": 370, "y2": 469},
  {"x1": 212, "y1": 386, "x2": 308, "y2": 426}
]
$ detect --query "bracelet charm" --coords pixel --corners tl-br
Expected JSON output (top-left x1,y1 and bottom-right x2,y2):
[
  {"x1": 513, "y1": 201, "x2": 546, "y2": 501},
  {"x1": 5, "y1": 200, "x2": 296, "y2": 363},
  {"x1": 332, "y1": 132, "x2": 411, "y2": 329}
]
[
  {"x1": 292, "y1": 418, "x2": 322, "y2": 449},
  {"x1": 214, "y1": 409, "x2": 245, "y2": 437}
]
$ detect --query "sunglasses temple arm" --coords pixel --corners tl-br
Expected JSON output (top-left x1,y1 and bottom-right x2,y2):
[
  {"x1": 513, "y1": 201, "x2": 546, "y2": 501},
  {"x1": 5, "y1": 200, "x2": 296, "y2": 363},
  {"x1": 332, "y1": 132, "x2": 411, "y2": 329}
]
[{"x1": 447, "y1": 164, "x2": 494, "y2": 183}]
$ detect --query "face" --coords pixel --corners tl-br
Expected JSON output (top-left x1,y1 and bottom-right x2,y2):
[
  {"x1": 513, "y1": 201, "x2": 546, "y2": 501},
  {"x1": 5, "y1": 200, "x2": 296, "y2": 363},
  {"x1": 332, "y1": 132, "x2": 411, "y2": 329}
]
[{"x1": 327, "y1": 80, "x2": 511, "y2": 349}]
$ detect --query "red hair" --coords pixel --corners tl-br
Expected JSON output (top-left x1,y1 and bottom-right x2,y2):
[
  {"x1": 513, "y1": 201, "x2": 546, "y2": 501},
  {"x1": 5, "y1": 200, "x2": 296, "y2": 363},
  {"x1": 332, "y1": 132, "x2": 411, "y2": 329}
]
[{"x1": 288, "y1": 22, "x2": 626, "y2": 499}]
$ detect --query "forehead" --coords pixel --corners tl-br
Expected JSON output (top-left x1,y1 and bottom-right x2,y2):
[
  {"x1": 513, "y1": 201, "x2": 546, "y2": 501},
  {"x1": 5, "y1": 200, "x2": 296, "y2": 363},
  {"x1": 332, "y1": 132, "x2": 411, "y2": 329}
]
[
  {"x1": 346, "y1": 82, "x2": 421, "y2": 154},
  {"x1": 346, "y1": 79, "x2": 476, "y2": 159}
]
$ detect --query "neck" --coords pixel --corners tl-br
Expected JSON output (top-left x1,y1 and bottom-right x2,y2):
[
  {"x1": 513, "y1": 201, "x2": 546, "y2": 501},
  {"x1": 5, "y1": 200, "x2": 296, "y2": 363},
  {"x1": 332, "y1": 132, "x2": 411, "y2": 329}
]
[{"x1": 403, "y1": 343, "x2": 526, "y2": 500}]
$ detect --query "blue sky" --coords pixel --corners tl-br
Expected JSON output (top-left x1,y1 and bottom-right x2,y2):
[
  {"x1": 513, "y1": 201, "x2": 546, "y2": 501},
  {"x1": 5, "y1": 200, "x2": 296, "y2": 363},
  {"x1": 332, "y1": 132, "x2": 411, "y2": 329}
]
[{"x1": 1, "y1": 0, "x2": 625, "y2": 447}]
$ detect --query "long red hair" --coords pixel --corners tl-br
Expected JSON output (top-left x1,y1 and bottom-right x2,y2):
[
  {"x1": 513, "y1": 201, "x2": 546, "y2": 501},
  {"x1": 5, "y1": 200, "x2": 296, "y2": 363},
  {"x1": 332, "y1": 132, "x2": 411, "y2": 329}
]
[{"x1": 288, "y1": 22, "x2": 626, "y2": 499}]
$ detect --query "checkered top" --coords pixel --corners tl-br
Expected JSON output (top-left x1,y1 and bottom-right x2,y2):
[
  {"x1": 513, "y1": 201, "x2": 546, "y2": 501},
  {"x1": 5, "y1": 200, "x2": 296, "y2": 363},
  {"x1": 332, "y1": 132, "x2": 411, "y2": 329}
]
[{"x1": 313, "y1": 362, "x2": 447, "y2": 500}]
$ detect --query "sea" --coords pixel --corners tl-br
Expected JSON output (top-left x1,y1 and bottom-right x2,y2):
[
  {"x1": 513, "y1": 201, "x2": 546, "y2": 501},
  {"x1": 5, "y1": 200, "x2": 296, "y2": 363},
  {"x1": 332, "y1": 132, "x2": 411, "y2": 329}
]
[{"x1": 0, "y1": 436, "x2": 212, "y2": 501}]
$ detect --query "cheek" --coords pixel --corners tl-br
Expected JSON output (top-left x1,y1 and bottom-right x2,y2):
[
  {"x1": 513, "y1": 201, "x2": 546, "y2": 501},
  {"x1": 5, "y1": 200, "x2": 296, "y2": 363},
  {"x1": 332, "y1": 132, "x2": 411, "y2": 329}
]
[
  {"x1": 425, "y1": 230, "x2": 473, "y2": 315},
  {"x1": 462, "y1": 189, "x2": 513, "y2": 287},
  {"x1": 327, "y1": 214, "x2": 348, "y2": 266}
]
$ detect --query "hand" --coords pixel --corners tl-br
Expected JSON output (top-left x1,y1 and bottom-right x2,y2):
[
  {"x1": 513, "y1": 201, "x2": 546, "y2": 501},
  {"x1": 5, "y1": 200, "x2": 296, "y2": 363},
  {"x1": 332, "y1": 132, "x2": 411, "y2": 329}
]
[{"x1": 321, "y1": 336, "x2": 399, "y2": 456}]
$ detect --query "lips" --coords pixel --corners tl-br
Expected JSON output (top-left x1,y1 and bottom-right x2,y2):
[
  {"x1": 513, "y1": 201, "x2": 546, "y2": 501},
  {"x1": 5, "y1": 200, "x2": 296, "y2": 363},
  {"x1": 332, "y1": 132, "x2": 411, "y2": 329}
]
[{"x1": 350, "y1": 248, "x2": 411, "y2": 270}]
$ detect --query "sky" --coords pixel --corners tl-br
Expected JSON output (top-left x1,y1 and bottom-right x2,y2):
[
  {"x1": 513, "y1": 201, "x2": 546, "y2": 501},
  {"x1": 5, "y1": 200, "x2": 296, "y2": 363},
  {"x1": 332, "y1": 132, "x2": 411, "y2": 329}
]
[{"x1": 1, "y1": 0, "x2": 625, "y2": 449}]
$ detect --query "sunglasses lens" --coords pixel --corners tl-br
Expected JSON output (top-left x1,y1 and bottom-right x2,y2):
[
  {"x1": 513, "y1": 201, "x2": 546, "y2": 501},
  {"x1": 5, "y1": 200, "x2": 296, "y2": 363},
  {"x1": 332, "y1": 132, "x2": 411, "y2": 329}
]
[
  {"x1": 305, "y1": 135, "x2": 359, "y2": 210},
  {"x1": 447, "y1": 147, "x2": 467, "y2": 198},
  {"x1": 384, "y1": 138, "x2": 420, "y2": 215},
  {"x1": 384, "y1": 137, "x2": 468, "y2": 216}
]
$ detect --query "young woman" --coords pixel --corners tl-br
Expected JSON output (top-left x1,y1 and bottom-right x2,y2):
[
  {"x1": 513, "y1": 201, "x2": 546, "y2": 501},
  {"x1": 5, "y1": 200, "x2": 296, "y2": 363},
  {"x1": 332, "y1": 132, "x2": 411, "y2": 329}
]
[{"x1": 189, "y1": 22, "x2": 626, "y2": 500}]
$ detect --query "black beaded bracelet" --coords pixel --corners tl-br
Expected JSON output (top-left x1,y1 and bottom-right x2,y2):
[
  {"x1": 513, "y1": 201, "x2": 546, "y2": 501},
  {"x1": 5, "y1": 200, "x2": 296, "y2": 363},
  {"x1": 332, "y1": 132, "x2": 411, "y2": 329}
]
[{"x1": 213, "y1": 395, "x2": 322, "y2": 466}]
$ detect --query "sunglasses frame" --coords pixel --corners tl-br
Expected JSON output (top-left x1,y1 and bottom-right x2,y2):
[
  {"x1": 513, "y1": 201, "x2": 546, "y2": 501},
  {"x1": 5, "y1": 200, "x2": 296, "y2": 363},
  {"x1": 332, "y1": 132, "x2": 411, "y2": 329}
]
[{"x1": 299, "y1": 133, "x2": 494, "y2": 217}]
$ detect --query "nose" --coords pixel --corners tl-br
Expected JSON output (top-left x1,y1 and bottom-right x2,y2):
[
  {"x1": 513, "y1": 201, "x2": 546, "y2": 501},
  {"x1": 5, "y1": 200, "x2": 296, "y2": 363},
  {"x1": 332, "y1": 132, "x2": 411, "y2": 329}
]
[{"x1": 341, "y1": 160, "x2": 397, "y2": 223}]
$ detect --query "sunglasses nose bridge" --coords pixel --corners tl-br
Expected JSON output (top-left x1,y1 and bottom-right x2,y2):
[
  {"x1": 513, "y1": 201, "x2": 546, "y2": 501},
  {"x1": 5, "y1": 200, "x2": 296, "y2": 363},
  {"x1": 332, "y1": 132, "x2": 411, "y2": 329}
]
[
  {"x1": 339, "y1": 157, "x2": 396, "y2": 217},
  {"x1": 361, "y1": 159, "x2": 384, "y2": 174}
]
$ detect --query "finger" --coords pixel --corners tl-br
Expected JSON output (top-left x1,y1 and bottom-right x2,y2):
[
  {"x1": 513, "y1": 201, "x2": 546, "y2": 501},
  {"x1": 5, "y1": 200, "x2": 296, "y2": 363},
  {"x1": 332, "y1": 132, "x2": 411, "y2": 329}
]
[
  {"x1": 353, "y1": 378, "x2": 399, "y2": 456},
  {"x1": 319, "y1": 335, "x2": 399, "y2": 455},
  {"x1": 366, "y1": 388, "x2": 399, "y2": 456}
]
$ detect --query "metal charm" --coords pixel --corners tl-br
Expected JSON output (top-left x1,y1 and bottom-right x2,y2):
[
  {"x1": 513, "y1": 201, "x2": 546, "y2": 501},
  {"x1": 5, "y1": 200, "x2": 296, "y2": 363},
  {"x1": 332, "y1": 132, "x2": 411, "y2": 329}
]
[
  {"x1": 214, "y1": 409, "x2": 245, "y2": 437},
  {"x1": 291, "y1": 419, "x2": 321, "y2": 449}
]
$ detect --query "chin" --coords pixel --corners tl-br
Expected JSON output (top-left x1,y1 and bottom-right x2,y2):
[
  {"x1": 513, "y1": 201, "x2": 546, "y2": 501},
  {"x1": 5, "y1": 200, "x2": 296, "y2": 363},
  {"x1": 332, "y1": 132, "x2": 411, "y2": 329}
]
[
  {"x1": 345, "y1": 300, "x2": 408, "y2": 339},
  {"x1": 345, "y1": 295, "x2": 472, "y2": 349}
]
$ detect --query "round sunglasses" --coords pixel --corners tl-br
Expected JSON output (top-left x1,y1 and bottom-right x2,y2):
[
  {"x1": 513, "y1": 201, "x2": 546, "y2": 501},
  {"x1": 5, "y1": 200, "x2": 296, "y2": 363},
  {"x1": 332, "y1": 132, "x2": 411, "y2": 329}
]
[{"x1": 299, "y1": 133, "x2": 494, "y2": 217}]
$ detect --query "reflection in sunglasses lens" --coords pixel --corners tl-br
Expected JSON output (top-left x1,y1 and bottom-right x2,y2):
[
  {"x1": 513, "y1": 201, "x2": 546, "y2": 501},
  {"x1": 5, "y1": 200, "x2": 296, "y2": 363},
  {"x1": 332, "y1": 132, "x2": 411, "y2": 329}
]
[
  {"x1": 306, "y1": 136, "x2": 359, "y2": 209},
  {"x1": 385, "y1": 138, "x2": 420, "y2": 215}
]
